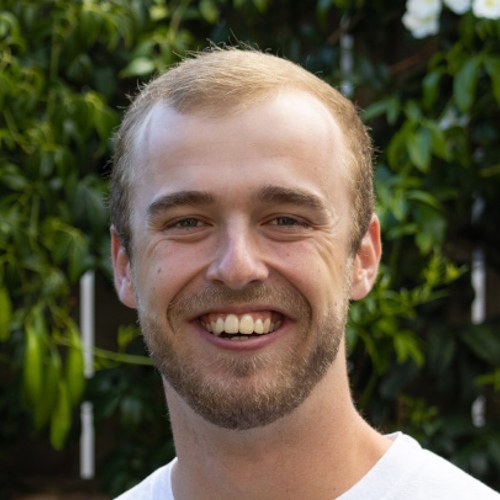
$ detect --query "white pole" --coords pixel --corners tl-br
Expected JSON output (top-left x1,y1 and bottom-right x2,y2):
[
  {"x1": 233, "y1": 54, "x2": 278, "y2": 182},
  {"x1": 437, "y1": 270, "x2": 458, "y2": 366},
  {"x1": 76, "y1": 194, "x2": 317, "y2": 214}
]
[
  {"x1": 471, "y1": 197, "x2": 486, "y2": 326},
  {"x1": 471, "y1": 197, "x2": 486, "y2": 428},
  {"x1": 80, "y1": 270, "x2": 95, "y2": 479},
  {"x1": 471, "y1": 247, "x2": 486, "y2": 325},
  {"x1": 340, "y1": 15, "x2": 354, "y2": 98},
  {"x1": 80, "y1": 401, "x2": 95, "y2": 478}
]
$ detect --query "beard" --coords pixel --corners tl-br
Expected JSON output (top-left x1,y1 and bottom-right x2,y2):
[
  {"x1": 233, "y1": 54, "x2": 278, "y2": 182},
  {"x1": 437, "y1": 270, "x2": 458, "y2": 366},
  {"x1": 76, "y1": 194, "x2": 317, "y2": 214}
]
[{"x1": 136, "y1": 281, "x2": 350, "y2": 430}]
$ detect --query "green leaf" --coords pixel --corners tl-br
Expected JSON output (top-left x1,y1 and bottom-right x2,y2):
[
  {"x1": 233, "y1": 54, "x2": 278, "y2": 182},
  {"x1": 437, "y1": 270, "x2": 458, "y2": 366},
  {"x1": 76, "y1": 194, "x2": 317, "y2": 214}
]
[
  {"x1": 119, "y1": 57, "x2": 156, "y2": 78},
  {"x1": 39, "y1": 151, "x2": 55, "y2": 178},
  {"x1": 393, "y1": 331, "x2": 424, "y2": 366},
  {"x1": 475, "y1": 369, "x2": 500, "y2": 390},
  {"x1": 150, "y1": 5, "x2": 169, "y2": 21},
  {"x1": 386, "y1": 222, "x2": 418, "y2": 240},
  {"x1": 386, "y1": 97, "x2": 401, "y2": 125},
  {"x1": 391, "y1": 191, "x2": 409, "y2": 221},
  {"x1": 427, "y1": 329, "x2": 456, "y2": 377},
  {"x1": 83, "y1": 92, "x2": 118, "y2": 144},
  {"x1": 0, "y1": 288, "x2": 12, "y2": 341},
  {"x1": 252, "y1": 0, "x2": 269, "y2": 12},
  {"x1": 67, "y1": 97, "x2": 93, "y2": 137},
  {"x1": 453, "y1": 56, "x2": 481, "y2": 114},
  {"x1": 460, "y1": 325, "x2": 500, "y2": 366},
  {"x1": 422, "y1": 69, "x2": 443, "y2": 111},
  {"x1": 0, "y1": 11, "x2": 21, "y2": 40},
  {"x1": 0, "y1": 163, "x2": 29, "y2": 191},
  {"x1": 406, "y1": 126, "x2": 432, "y2": 172},
  {"x1": 387, "y1": 125, "x2": 410, "y2": 170},
  {"x1": 427, "y1": 122, "x2": 451, "y2": 160},
  {"x1": 43, "y1": 218, "x2": 91, "y2": 280},
  {"x1": 66, "y1": 325, "x2": 86, "y2": 408},
  {"x1": 23, "y1": 323, "x2": 45, "y2": 406},
  {"x1": 73, "y1": 180, "x2": 108, "y2": 234},
  {"x1": 42, "y1": 267, "x2": 68, "y2": 296},
  {"x1": 117, "y1": 325, "x2": 141, "y2": 352},
  {"x1": 68, "y1": 233, "x2": 90, "y2": 282},
  {"x1": 52, "y1": 229, "x2": 74, "y2": 264},
  {"x1": 66, "y1": 53, "x2": 92, "y2": 82},
  {"x1": 0, "y1": 72, "x2": 15, "y2": 98},
  {"x1": 484, "y1": 57, "x2": 500, "y2": 107},
  {"x1": 414, "y1": 205, "x2": 446, "y2": 253},
  {"x1": 50, "y1": 380, "x2": 72, "y2": 450},
  {"x1": 406, "y1": 190, "x2": 442, "y2": 210},
  {"x1": 404, "y1": 100, "x2": 422, "y2": 122},
  {"x1": 199, "y1": 0, "x2": 218, "y2": 23},
  {"x1": 34, "y1": 346, "x2": 62, "y2": 430},
  {"x1": 120, "y1": 395, "x2": 144, "y2": 430},
  {"x1": 480, "y1": 163, "x2": 500, "y2": 177},
  {"x1": 233, "y1": 0, "x2": 246, "y2": 9},
  {"x1": 362, "y1": 99, "x2": 390, "y2": 122},
  {"x1": 94, "y1": 105, "x2": 118, "y2": 144}
]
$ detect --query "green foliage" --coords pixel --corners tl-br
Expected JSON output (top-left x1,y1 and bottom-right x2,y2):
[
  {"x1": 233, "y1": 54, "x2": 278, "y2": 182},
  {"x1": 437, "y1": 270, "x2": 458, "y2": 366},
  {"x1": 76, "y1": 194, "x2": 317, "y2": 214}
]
[
  {"x1": 0, "y1": 0, "x2": 499, "y2": 496},
  {"x1": 0, "y1": 0, "x2": 117, "y2": 450},
  {"x1": 89, "y1": 357, "x2": 174, "y2": 494}
]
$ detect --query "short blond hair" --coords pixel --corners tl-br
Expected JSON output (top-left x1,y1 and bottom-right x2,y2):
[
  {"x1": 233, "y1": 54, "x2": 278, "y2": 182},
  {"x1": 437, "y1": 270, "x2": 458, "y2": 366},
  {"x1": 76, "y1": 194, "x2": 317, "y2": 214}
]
[{"x1": 110, "y1": 47, "x2": 374, "y2": 255}]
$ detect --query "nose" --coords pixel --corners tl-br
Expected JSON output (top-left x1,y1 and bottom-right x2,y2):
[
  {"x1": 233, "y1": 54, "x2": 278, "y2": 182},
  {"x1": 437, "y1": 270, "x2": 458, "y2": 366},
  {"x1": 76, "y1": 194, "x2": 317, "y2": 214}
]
[{"x1": 206, "y1": 225, "x2": 269, "y2": 290}]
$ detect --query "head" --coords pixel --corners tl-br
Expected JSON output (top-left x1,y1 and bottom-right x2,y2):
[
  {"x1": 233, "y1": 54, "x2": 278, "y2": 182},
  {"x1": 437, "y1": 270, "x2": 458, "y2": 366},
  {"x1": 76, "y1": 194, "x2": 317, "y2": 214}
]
[
  {"x1": 110, "y1": 47, "x2": 381, "y2": 430},
  {"x1": 109, "y1": 47, "x2": 374, "y2": 258}
]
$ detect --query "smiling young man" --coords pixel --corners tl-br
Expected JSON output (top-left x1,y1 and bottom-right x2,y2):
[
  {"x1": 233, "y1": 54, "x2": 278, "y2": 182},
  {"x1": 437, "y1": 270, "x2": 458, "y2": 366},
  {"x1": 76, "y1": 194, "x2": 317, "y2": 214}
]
[{"x1": 110, "y1": 48, "x2": 499, "y2": 500}]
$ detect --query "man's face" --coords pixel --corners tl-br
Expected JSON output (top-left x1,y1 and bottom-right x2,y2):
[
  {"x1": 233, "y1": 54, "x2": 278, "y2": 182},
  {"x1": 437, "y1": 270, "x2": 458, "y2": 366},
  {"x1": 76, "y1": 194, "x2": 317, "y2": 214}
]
[{"x1": 112, "y1": 90, "x2": 380, "y2": 429}]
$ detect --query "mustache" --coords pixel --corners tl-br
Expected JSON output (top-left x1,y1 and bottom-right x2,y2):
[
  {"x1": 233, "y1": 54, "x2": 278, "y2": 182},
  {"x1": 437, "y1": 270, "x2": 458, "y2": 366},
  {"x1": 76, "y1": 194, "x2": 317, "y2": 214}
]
[{"x1": 166, "y1": 283, "x2": 311, "y2": 321}]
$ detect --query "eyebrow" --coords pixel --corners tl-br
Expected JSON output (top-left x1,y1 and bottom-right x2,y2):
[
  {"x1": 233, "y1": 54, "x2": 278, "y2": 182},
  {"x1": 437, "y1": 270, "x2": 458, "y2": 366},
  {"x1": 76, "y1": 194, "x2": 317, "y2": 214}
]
[
  {"x1": 147, "y1": 191, "x2": 215, "y2": 220},
  {"x1": 146, "y1": 185, "x2": 329, "y2": 220},
  {"x1": 256, "y1": 185, "x2": 328, "y2": 213}
]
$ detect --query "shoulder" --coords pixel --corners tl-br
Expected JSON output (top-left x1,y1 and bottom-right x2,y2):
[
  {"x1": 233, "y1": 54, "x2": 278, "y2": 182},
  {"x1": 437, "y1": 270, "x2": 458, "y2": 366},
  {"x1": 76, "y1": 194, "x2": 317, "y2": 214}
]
[
  {"x1": 416, "y1": 443, "x2": 499, "y2": 498},
  {"x1": 341, "y1": 433, "x2": 500, "y2": 500},
  {"x1": 114, "y1": 458, "x2": 177, "y2": 500},
  {"x1": 386, "y1": 433, "x2": 500, "y2": 499}
]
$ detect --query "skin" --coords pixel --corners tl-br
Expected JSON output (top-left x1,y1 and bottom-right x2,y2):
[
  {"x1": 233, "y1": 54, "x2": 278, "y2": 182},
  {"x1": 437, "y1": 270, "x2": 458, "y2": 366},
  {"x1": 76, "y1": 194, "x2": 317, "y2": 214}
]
[{"x1": 112, "y1": 90, "x2": 390, "y2": 499}]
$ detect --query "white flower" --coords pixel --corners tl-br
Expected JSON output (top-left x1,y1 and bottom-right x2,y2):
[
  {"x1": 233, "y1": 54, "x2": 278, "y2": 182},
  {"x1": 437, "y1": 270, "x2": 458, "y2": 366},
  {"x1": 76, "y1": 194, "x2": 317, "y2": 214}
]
[
  {"x1": 443, "y1": 0, "x2": 472, "y2": 14},
  {"x1": 403, "y1": 10, "x2": 441, "y2": 37},
  {"x1": 472, "y1": 0, "x2": 500, "y2": 18},
  {"x1": 406, "y1": 0, "x2": 443, "y2": 16}
]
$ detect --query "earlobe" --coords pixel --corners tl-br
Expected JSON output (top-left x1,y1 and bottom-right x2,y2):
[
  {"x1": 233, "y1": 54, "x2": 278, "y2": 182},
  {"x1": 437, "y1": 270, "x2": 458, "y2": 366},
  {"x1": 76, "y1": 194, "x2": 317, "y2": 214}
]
[
  {"x1": 111, "y1": 227, "x2": 137, "y2": 309},
  {"x1": 350, "y1": 214, "x2": 382, "y2": 301}
]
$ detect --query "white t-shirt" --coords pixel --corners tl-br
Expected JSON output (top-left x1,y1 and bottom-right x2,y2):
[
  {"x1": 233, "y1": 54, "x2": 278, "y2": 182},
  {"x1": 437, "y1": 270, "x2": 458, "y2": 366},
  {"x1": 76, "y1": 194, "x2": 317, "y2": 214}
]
[{"x1": 114, "y1": 433, "x2": 500, "y2": 499}]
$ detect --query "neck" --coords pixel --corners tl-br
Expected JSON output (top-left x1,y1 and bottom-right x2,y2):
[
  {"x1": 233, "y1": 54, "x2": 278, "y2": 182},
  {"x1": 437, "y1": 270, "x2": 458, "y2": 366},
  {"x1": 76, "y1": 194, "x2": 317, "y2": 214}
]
[{"x1": 165, "y1": 356, "x2": 391, "y2": 500}]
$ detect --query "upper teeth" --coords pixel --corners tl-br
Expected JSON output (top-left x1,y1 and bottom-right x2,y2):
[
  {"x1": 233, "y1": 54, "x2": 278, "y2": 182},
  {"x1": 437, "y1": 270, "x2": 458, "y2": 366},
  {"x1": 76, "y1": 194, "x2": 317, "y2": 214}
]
[{"x1": 203, "y1": 314, "x2": 281, "y2": 336}]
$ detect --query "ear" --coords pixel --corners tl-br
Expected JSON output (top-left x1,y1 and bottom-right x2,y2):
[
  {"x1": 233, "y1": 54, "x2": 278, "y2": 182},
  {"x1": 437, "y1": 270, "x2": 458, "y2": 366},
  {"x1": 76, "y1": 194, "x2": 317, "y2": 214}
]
[
  {"x1": 111, "y1": 227, "x2": 137, "y2": 309},
  {"x1": 350, "y1": 214, "x2": 382, "y2": 301}
]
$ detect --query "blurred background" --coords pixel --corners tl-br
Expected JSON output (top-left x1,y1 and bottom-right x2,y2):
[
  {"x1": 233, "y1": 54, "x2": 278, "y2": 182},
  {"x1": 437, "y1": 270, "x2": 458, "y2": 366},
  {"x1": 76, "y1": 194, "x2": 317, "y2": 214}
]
[{"x1": 0, "y1": 0, "x2": 499, "y2": 498}]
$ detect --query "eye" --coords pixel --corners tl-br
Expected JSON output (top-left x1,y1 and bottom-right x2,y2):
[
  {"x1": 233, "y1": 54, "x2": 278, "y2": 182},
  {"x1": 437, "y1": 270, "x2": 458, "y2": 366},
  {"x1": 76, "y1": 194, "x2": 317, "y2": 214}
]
[
  {"x1": 269, "y1": 216, "x2": 308, "y2": 228},
  {"x1": 166, "y1": 217, "x2": 204, "y2": 229}
]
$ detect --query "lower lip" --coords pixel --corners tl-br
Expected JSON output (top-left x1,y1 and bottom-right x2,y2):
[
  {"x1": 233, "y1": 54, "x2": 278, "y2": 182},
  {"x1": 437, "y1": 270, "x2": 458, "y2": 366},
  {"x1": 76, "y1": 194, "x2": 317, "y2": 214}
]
[{"x1": 194, "y1": 322, "x2": 287, "y2": 351}]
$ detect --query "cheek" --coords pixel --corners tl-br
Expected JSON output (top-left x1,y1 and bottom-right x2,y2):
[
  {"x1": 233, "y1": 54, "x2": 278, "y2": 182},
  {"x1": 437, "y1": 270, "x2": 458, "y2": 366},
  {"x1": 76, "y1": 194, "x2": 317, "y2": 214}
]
[
  {"x1": 134, "y1": 243, "x2": 210, "y2": 302},
  {"x1": 279, "y1": 239, "x2": 348, "y2": 287},
  {"x1": 266, "y1": 242, "x2": 348, "y2": 318}
]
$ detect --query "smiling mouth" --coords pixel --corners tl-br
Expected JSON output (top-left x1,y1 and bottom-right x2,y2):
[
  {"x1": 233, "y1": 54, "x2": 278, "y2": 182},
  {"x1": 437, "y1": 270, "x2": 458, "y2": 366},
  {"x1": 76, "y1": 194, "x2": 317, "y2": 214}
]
[{"x1": 199, "y1": 312, "x2": 283, "y2": 341}]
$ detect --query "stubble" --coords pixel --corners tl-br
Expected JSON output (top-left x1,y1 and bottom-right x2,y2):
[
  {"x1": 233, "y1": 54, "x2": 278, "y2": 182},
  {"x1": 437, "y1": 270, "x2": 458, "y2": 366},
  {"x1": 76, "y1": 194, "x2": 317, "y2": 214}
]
[{"x1": 137, "y1": 282, "x2": 349, "y2": 430}]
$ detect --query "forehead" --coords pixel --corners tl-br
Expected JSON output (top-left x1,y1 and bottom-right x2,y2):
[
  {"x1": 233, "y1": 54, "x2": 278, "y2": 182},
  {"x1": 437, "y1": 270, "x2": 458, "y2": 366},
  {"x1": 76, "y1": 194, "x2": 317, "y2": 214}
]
[{"x1": 129, "y1": 90, "x2": 349, "y2": 211}]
